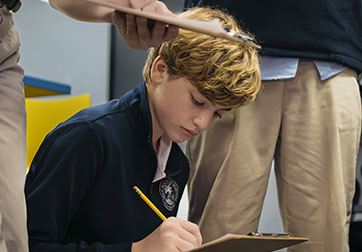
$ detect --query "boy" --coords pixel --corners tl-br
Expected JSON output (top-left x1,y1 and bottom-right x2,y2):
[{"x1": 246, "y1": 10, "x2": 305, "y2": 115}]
[{"x1": 25, "y1": 7, "x2": 261, "y2": 252}]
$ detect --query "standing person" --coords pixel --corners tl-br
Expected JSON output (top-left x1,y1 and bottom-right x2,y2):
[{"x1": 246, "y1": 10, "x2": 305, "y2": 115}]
[
  {"x1": 25, "y1": 7, "x2": 261, "y2": 252},
  {"x1": 0, "y1": 0, "x2": 28, "y2": 251},
  {"x1": 184, "y1": 1, "x2": 362, "y2": 252}
]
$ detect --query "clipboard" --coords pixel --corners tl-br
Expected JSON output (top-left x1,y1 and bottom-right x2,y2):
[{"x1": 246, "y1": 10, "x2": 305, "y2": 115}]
[
  {"x1": 186, "y1": 234, "x2": 309, "y2": 252},
  {"x1": 85, "y1": 0, "x2": 259, "y2": 47}
]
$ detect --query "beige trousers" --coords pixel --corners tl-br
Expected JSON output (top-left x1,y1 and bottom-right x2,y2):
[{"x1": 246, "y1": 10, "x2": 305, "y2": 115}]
[
  {"x1": 0, "y1": 6, "x2": 28, "y2": 252},
  {"x1": 186, "y1": 60, "x2": 361, "y2": 252}
]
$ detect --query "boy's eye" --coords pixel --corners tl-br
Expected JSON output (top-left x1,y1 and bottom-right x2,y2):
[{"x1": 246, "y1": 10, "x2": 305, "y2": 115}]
[
  {"x1": 214, "y1": 111, "x2": 222, "y2": 119},
  {"x1": 191, "y1": 95, "x2": 204, "y2": 106}
]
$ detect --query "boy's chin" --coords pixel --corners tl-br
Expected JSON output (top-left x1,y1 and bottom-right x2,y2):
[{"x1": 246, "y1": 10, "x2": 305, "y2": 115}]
[
  {"x1": 168, "y1": 134, "x2": 188, "y2": 144},
  {"x1": 173, "y1": 139, "x2": 187, "y2": 143}
]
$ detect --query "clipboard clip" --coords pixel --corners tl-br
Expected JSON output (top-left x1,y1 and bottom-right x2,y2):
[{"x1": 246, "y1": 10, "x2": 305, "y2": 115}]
[
  {"x1": 248, "y1": 232, "x2": 290, "y2": 237},
  {"x1": 224, "y1": 28, "x2": 254, "y2": 43}
]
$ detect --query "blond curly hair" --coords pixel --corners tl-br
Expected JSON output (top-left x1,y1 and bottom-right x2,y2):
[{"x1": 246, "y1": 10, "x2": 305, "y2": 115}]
[{"x1": 143, "y1": 7, "x2": 261, "y2": 108}]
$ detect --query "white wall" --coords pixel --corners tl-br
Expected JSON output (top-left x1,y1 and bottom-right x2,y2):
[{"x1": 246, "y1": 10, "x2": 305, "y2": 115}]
[{"x1": 14, "y1": 0, "x2": 110, "y2": 105}]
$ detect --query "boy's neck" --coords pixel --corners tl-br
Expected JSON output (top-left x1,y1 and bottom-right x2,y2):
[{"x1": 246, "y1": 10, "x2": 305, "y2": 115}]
[
  {"x1": 153, "y1": 138, "x2": 160, "y2": 155},
  {"x1": 146, "y1": 83, "x2": 164, "y2": 154}
]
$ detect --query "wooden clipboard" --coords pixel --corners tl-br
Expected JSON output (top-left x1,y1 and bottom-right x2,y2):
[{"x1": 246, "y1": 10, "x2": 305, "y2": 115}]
[
  {"x1": 85, "y1": 0, "x2": 259, "y2": 47},
  {"x1": 186, "y1": 234, "x2": 309, "y2": 252}
]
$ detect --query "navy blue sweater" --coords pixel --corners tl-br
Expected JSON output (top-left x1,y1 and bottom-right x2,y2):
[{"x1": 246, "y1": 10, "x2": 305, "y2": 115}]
[
  {"x1": 25, "y1": 83, "x2": 189, "y2": 252},
  {"x1": 184, "y1": 0, "x2": 362, "y2": 74}
]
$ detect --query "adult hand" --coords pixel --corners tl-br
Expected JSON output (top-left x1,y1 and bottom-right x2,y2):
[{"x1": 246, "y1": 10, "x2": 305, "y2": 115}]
[
  {"x1": 111, "y1": 1, "x2": 178, "y2": 50},
  {"x1": 104, "y1": 0, "x2": 158, "y2": 9},
  {"x1": 132, "y1": 217, "x2": 202, "y2": 252}
]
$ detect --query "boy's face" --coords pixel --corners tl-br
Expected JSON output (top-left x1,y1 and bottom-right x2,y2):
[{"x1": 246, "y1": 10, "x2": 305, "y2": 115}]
[{"x1": 148, "y1": 57, "x2": 230, "y2": 143}]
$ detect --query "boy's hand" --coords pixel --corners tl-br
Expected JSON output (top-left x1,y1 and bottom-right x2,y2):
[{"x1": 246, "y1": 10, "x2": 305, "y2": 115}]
[
  {"x1": 111, "y1": 1, "x2": 178, "y2": 50},
  {"x1": 132, "y1": 217, "x2": 202, "y2": 252}
]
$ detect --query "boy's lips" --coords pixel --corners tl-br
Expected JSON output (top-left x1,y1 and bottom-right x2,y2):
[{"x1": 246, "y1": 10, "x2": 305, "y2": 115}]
[{"x1": 181, "y1": 127, "x2": 198, "y2": 136}]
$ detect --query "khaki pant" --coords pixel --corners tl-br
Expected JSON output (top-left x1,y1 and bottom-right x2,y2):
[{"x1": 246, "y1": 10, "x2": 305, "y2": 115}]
[
  {"x1": 187, "y1": 60, "x2": 361, "y2": 252},
  {"x1": 0, "y1": 6, "x2": 28, "y2": 252}
]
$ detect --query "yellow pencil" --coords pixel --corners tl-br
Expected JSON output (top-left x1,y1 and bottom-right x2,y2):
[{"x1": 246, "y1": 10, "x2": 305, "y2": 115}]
[{"x1": 133, "y1": 186, "x2": 167, "y2": 221}]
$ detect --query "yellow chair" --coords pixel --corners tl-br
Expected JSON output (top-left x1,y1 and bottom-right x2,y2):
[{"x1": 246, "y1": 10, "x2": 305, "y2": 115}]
[{"x1": 26, "y1": 94, "x2": 91, "y2": 169}]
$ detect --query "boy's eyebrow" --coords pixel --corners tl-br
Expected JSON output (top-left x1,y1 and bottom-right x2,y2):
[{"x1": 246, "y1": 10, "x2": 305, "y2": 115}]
[{"x1": 217, "y1": 108, "x2": 232, "y2": 112}]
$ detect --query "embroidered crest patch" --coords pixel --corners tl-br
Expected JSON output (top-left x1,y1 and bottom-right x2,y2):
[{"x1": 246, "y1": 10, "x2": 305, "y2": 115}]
[{"x1": 159, "y1": 177, "x2": 179, "y2": 211}]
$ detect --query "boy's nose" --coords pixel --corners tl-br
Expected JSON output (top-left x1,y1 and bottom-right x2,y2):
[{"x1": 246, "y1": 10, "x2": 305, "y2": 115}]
[{"x1": 193, "y1": 113, "x2": 213, "y2": 132}]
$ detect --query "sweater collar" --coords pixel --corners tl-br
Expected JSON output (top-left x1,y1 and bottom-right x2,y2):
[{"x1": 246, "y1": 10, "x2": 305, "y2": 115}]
[{"x1": 122, "y1": 82, "x2": 154, "y2": 147}]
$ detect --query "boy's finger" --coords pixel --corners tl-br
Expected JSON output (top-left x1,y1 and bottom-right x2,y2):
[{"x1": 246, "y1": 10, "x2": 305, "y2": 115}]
[
  {"x1": 176, "y1": 225, "x2": 200, "y2": 248},
  {"x1": 180, "y1": 221, "x2": 202, "y2": 246},
  {"x1": 175, "y1": 238, "x2": 197, "y2": 252}
]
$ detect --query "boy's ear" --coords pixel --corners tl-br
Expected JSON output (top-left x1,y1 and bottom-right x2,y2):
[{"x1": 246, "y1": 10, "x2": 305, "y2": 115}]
[{"x1": 150, "y1": 56, "x2": 168, "y2": 84}]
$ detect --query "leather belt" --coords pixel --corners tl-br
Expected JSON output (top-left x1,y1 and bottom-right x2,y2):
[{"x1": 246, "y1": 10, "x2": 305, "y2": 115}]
[{"x1": 0, "y1": 0, "x2": 21, "y2": 13}]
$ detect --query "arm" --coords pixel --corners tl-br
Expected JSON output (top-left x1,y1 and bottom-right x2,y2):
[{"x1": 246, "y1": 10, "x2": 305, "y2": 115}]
[
  {"x1": 25, "y1": 122, "x2": 132, "y2": 252},
  {"x1": 26, "y1": 121, "x2": 201, "y2": 252},
  {"x1": 49, "y1": 0, "x2": 178, "y2": 50},
  {"x1": 48, "y1": 0, "x2": 160, "y2": 23}
]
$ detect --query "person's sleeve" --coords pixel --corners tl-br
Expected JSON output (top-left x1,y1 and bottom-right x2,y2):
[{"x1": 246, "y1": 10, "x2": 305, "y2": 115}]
[{"x1": 25, "y1": 121, "x2": 132, "y2": 252}]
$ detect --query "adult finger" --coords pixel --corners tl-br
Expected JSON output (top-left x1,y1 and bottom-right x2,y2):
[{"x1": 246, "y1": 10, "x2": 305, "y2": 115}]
[
  {"x1": 154, "y1": 1, "x2": 176, "y2": 17},
  {"x1": 126, "y1": 13, "x2": 142, "y2": 49},
  {"x1": 129, "y1": 0, "x2": 156, "y2": 9},
  {"x1": 135, "y1": 16, "x2": 152, "y2": 49},
  {"x1": 149, "y1": 21, "x2": 168, "y2": 47},
  {"x1": 162, "y1": 25, "x2": 178, "y2": 42},
  {"x1": 148, "y1": 1, "x2": 178, "y2": 42},
  {"x1": 111, "y1": 11, "x2": 127, "y2": 35}
]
